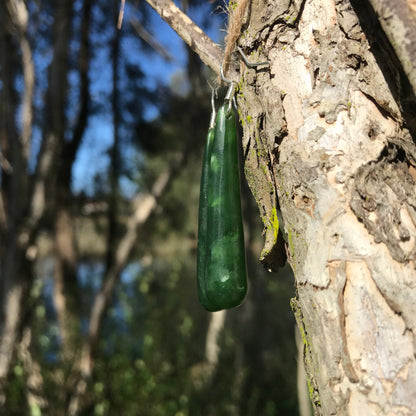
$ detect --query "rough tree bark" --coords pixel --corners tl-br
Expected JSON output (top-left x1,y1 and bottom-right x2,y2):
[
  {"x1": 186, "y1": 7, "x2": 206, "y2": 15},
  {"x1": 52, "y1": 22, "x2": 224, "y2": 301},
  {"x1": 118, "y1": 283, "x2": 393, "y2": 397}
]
[
  {"x1": 146, "y1": 0, "x2": 416, "y2": 414},
  {"x1": 238, "y1": 1, "x2": 416, "y2": 414}
]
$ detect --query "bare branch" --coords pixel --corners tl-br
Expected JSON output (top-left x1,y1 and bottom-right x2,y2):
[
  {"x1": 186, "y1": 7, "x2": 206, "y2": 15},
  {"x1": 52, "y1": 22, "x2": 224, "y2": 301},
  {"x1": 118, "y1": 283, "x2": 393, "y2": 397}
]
[
  {"x1": 117, "y1": 0, "x2": 125, "y2": 29},
  {"x1": 205, "y1": 311, "x2": 226, "y2": 367},
  {"x1": 130, "y1": 17, "x2": 173, "y2": 61},
  {"x1": 18, "y1": 37, "x2": 34, "y2": 162},
  {"x1": 0, "y1": 152, "x2": 12, "y2": 174},
  {"x1": 144, "y1": 0, "x2": 223, "y2": 75},
  {"x1": 5, "y1": 0, "x2": 35, "y2": 163},
  {"x1": 17, "y1": 327, "x2": 47, "y2": 413},
  {"x1": 66, "y1": 0, "x2": 92, "y2": 164}
]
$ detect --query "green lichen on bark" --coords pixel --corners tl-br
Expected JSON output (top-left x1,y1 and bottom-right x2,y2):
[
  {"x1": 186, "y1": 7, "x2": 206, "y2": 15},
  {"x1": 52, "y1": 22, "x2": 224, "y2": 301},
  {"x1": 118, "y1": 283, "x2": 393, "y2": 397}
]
[
  {"x1": 237, "y1": 69, "x2": 287, "y2": 270},
  {"x1": 291, "y1": 297, "x2": 322, "y2": 415}
]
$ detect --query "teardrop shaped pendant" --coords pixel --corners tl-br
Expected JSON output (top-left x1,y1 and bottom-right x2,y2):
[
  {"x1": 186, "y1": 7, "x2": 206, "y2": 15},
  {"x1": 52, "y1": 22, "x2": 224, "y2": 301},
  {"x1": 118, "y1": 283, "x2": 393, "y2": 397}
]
[{"x1": 197, "y1": 103, "x2": 247, "y2": 311}]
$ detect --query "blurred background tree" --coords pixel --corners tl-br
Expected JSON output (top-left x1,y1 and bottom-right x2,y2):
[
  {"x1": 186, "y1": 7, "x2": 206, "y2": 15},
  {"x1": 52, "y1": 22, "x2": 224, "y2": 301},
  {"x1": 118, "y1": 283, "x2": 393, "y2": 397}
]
[{"x1": 0, "y1": 0, "x2": 298, "y2": 414}]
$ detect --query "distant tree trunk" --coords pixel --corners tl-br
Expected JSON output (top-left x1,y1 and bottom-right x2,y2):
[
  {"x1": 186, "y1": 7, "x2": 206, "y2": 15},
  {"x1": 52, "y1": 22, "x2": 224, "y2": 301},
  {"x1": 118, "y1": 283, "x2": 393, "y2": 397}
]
[
  {"x1": 0, "y1": 0, "x2": 34, "y2": 405},
  {"x1": 106, "y1": 2, "x2": 121, "y2": 274},
  {"x1": 52, "y1": 0, "x2": 92, "y2": 367},
  {"x1": 147, "y1": 0, "x2": 416, "y2": 413},
  {"x1": 48, "y1": 0, "x2": 73, "y2": 355},
  {"x1": 0, "y1": 0, "x2": 76, "y2": 408}
]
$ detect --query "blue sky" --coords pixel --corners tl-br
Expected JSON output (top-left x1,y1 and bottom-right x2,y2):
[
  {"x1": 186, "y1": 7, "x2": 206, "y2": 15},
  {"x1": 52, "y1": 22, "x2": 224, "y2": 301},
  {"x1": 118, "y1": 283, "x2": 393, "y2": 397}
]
[{"x1": 71, "y1": 1, "x2": 223, "y2": 196}]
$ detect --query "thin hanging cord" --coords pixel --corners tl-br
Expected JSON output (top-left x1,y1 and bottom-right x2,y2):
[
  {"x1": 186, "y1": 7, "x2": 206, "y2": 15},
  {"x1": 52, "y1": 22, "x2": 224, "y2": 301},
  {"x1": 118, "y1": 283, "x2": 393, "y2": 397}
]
[{"x1": 222, "y1": 0, "x2": 250, "y2": 77}]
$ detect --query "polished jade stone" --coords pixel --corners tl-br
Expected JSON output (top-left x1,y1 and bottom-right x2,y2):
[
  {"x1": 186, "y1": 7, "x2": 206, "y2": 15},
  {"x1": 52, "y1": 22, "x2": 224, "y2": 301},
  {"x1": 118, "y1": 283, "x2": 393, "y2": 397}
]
[
  {"x1": 197, "y1": 127, "x2": 221, "y2": 311},
  {"x1": 197, "y1": 104, "x2": 247, "y2": 311}
]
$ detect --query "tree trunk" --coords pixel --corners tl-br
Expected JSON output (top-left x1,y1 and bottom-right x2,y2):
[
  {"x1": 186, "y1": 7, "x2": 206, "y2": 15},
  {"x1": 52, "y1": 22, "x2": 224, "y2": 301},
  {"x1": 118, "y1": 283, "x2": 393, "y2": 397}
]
[
  {"x1": 0, "y1": 1, "x2": 33, "y2": 404},
  {"x1": 235, "y1": 0, "x2": 416, "y2": 414},
  {"x1": 146, "y1": 0, "x2": 416, "y2": 412},
  {"x1": 52, "y1": 0, "x2": 92, "y2": 366}
]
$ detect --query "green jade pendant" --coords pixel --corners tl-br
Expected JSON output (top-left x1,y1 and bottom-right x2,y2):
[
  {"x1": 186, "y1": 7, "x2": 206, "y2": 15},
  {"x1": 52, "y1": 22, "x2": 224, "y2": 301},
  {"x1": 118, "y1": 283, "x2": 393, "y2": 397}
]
[{"x1": 197, "y1": 104, "x2": 247, "y2": 311}]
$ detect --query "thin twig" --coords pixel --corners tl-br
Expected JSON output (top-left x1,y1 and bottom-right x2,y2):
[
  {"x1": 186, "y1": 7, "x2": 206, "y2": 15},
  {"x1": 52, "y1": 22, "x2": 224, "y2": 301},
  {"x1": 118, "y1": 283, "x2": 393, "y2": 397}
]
[
  {"x1": 130, "y1": 17, "x2": 173, "y2": 61},
  {"x1": 117, "y1": 0, "x2": 125, "y2": 29},
  {"x1": 144, "y1": 0, "x2": 223, "y2": 75}
]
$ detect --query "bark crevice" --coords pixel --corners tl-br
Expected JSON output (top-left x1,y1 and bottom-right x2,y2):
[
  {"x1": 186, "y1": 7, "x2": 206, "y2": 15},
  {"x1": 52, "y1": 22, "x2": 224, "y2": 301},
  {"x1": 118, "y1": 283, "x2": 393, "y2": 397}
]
[{"x1": 350, "y1": 142, "x2": 416, "y2": 264}]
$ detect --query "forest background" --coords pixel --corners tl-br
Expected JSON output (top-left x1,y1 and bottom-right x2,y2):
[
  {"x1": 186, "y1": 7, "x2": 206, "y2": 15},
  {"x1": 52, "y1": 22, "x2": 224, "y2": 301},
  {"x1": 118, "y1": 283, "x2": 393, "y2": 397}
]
[{"x1": 0, "y1": 0, "x2": 298, "y2": 414}]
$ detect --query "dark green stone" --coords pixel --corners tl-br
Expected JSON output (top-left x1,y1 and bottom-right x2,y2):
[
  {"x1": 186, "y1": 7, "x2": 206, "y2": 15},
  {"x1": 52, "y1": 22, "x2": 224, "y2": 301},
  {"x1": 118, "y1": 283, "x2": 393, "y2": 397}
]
[
  {"x1": 197, "y1": 104, "x2": 247, "y2": 311},
  {"x1": 197, "y1": 127, "x2": 221, "y2": 311}
]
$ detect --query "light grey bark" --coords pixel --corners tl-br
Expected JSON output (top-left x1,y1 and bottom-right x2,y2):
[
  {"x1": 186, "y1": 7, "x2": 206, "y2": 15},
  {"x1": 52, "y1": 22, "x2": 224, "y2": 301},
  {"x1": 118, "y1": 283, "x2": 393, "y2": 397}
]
[{"x1": 144, "y1": 0, "x2": 223, "y2": 75}]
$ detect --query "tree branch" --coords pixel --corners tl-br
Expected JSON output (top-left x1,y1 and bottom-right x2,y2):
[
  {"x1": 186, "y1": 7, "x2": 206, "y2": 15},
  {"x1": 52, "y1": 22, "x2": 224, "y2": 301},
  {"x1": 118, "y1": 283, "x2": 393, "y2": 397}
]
[
  {"x1": 205, "y1": 311, "x2": 226, "y2": 367},
  {"x1": 144, "y1": 0, "x2": 223, "y2": 76},
  {"x1": 17, "y1": 327, "x2": 47, "y2": 413},
  {"x1": 130, "y1": 17, "x2": 173, "y2": 61},
  {"x1": 24, "y1": 0, "x2": 72, "y2": 236},
  {"x1": 5, "y1": 0, "x2": 34, "y2": 163},
  {"x1": 65, "y1": 0, "x2": 92, "y2": 166}
]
